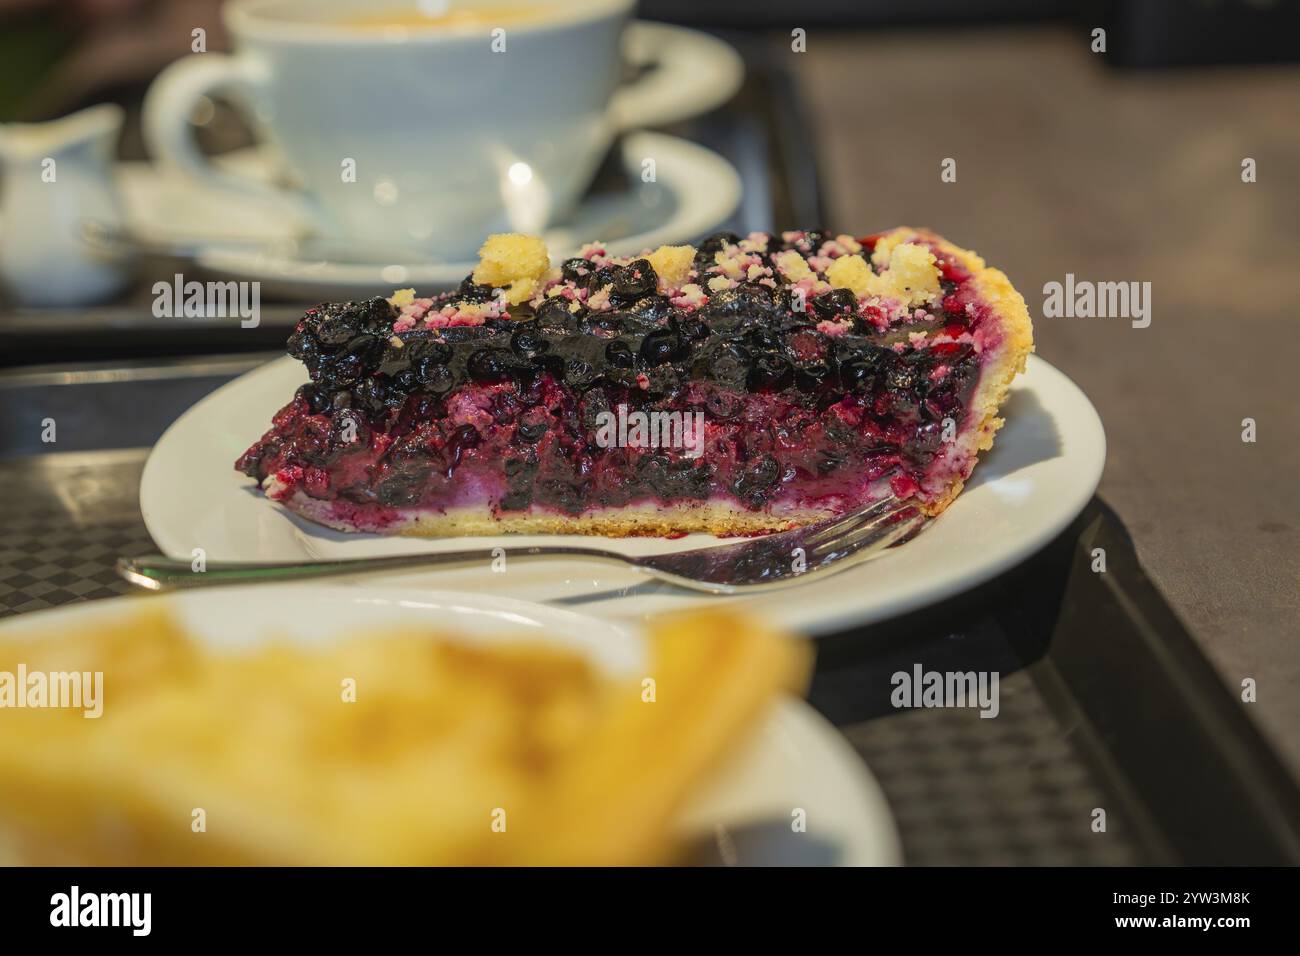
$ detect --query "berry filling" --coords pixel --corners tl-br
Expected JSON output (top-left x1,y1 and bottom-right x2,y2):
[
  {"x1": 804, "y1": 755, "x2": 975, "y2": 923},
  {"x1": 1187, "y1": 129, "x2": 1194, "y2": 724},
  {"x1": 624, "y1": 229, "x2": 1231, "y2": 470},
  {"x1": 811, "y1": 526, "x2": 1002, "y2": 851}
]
[{"x1": 237, "y1": 229, "x2": 1016, "y2": 535}]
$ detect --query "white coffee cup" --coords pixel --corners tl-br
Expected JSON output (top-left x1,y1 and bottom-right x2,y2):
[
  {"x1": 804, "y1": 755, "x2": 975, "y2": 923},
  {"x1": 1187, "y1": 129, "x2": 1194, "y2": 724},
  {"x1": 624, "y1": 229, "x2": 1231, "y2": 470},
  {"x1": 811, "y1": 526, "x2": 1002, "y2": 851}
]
[{"x1": 145, "y1": 0, "x2": 692, "y2": 261}]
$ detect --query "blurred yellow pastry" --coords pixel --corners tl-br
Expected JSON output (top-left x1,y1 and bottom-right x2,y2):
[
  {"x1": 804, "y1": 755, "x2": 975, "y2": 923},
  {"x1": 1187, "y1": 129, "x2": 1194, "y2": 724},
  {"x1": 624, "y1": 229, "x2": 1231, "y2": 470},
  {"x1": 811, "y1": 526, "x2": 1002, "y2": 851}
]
[{"x1": 0, "y1": 605, "x2": 809, "y2": 866}]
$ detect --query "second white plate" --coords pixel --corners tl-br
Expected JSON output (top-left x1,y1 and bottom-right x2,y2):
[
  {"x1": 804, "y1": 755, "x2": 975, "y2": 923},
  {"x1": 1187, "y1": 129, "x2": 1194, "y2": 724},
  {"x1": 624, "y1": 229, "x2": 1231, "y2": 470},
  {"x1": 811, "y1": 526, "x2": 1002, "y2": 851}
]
[
  {"x1": 140, "y1": 354, "x2": 1105, "y2": 635},
  {"x1": 0, "y1": 586, "x2": 898, "y2": 866}
]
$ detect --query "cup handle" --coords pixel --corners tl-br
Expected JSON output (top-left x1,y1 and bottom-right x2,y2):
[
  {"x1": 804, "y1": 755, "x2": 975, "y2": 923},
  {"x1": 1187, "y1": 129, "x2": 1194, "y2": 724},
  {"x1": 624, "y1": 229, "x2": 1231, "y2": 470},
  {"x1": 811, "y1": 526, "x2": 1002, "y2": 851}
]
[
  {"x1": 143, "y1": 53, "x2": 322, "y2": 231},
  {"x1": 608, "y1": 23, "x2": 745, "y2": 131}
]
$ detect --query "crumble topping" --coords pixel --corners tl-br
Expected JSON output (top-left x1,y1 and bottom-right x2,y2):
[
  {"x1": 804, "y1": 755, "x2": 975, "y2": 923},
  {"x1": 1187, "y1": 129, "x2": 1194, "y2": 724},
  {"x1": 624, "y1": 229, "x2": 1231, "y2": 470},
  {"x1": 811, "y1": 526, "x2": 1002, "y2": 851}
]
[
  {"x1": 825, "y1": 240, "x2": 942, "y2": 307},
  {"x1": 389, "y1": 228, "x2": 952, "y2": 339},
  {"x1": 884, "y1": 243, "x2": 942, "y2": 305},
  {"x1": 824, "y1": 254, "x2": 875, "y2": 296},
  {"x1": 471, "y1": 233, "x2": 550, "y2": 305},
  {"x1": 645, "y1": 244, "x2": 695, "y2": 290},
  {"x1": 671, "y1": 283, "x2": 707, "y2": 308},
  {"x1": 773, "y1": 250, "x2": 814, "y2": 283},
  {"x1": 870, "y1": 234, "x2": 897, "y2": 268},
  {"x1": 821, "y1": 234, "x2": 863, "y2": 256}
]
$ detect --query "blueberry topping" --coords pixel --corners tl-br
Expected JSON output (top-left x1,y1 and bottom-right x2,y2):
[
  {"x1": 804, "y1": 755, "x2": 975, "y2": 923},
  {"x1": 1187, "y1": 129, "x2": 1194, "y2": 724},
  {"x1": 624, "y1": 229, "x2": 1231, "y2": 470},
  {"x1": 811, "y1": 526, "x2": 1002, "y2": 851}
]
[
  {"x1": 838, "y1": 358, "x2": 876, "y2": 390},
  {"x1": 515, "y1": 408, "x2": 549, "y2": 443},
  {"x1": 407, "y1": 338, "x2": 451, "y2": 367},
  {"x1": 579, "y1": 312, "x2": 624, "y2": 336},
  {"x1": 637, "y1": 328, "x2": 685, "y2": 366},
  {"x1": 580, "y1": 388, "x2": 611, "y2": 431},
  {"x1": 352, "y1": 377, "x2": 396, "y2": 414},
  {"x1": 744, "y1": 327, "x2": 780, "y2": 351},
  {"x1": 749, "y1": 353, "x2": 793, "y2": 391},
  {"x1": 704, "y1": 342, "x2": 752, "y2": 389},
  {"x1": 561, "y1": 257, "x2": 593, "y2": 284},
  {"x1": 374, "y1": 470, "x2": 424, "y2": 506},
  {"x1": 605, "y1": 339, "x2": 636, "y2": 368},
  {"x1": 701, "y1": 283, "x2": 772, "y2": 318},
  {"x1": 377, "y1": 342, "x2": 410, "y2": 376},
  {"x1": 694, "y1": 230, "x2": 740, "y2": 271},
  {"x1": 535, "y1": 299, "x2": 581, "y2": 332},
  {"x1": 328, "y1": 408, "x2": 370, "y2": 456},
  {"x1": 270, "y1": 233, "x2": 981, "y2": 493},
  {"x1": 699, "y1": 231, "x2": 740, "y2": 253},
  {"x1": 456, "y1": 278, "x2": 497, "y2": 303},
  {"x1": 734, "y1": 455, "x2": 780, "y2": 507},
  {"x1": 609, "y1": 310, "x2": 659, "y2": 335},
  {"x1": 444, "y1": 424, "x2": 481, "y2": 476},
  {"x1": 510, "y1": 324, "x2": 549, "y2": 357},
  {"x1": 703, "y1": 390, "x2": 743, "y2": 421},
  {"x1": 467, "y1": 347, "x2": 518, "y2": 383},
  {"x1": 589, "y1": 266, "x2": 619, "y2": 292},
  {"x1": 677, "y1": 317, "x2": 711, "y2": 342},
  {"x1": 627, "y1": 295, "x2": 675, "y2": 322},
  {"x1": 563, "y1": 358, "x2": 598, "y2": 388},
  {"x1": 295, "y1": 383, "x2": 329, "y2": 414},
  {"x1": 286, "y1": 330, "x2": 315, "y2": 361},
  {"x1": 317, "y1": 315, "x2": 355, "y2": 346},
  {"x1": 609, "y1": 258, "x2": 657, "y2": 305},
  {"x1": 812, "y1": 288, "x2": 857, "y2": 321},
  {"x1": 419, "y1": 364, "x2": 454, "y2": 395},
  {"x1": 794, "y1": 361, "x2": 830, "y2": 390}
]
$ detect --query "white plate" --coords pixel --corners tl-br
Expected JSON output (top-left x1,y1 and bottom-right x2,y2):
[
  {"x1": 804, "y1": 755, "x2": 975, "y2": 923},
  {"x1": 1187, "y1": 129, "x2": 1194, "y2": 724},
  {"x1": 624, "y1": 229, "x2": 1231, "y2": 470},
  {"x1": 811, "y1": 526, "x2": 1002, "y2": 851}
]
[
  {"x1": 119, "y1": 130, "x2": 741, "y2": 298},
  {"x1": 142, "y1": 354, "x2": 1105, "y2": 635},
  {"x1": 0, "y1": 586, "x2": 898, "y2": 867}
]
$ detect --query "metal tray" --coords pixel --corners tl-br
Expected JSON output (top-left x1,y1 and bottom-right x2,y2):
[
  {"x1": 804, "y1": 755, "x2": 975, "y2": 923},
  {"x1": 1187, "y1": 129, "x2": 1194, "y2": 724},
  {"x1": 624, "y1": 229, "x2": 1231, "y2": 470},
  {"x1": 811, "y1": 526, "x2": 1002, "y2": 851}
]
[{"x1": 2, "y1": 356, "x2": 1297, "y2": 866}]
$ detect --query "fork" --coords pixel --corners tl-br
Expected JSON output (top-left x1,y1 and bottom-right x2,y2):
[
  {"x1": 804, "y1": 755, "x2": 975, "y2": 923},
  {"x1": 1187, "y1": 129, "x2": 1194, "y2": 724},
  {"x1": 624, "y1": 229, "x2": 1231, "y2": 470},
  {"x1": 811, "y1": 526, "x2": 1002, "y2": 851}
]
[{"x1": 116, "y1": 497, "x2": 924, "y2": 595}]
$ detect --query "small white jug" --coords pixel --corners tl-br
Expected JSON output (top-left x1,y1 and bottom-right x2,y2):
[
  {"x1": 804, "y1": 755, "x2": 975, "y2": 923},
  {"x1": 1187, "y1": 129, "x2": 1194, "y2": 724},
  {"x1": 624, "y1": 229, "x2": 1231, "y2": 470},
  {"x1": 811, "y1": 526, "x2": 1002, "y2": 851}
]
[{"x1": 0, "y1": 103, "x2": 133, "y2": 307}]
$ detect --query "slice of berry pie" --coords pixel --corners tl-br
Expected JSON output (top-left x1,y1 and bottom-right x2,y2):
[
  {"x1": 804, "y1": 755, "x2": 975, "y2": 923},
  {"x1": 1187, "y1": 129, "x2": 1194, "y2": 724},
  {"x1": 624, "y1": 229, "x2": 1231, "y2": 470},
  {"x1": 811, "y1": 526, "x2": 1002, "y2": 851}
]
[{"x1": 236, "y1": 228, "x2": 1033, "y2": 537}]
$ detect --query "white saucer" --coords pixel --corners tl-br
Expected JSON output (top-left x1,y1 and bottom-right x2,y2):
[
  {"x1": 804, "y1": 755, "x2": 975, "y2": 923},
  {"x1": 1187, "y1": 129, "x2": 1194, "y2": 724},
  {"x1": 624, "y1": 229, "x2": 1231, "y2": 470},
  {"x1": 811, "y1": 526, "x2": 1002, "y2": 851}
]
[
  {"x1": 612, "y1": 21, "x2": 745, "y2": 129},
  {"x1": 141, "y1": 354, "x2": 1106, "y2": 635},
  {"x1": 119, "y1": 131, "x2": 741, "y2": 298},
  {"x1": 0, "y1": 586, "x2": 900, "y2": 866}
]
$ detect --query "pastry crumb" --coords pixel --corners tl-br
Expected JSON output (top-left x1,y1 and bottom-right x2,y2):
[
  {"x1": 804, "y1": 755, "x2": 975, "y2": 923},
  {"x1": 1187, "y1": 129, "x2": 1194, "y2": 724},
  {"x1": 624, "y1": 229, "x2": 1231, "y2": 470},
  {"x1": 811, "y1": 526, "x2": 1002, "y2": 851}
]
[
  {"x1": 645, "y1": 244, "x2": 695, "y2": 290},
  {"x1": 825, "y1": 254, "x2": 877, "y2": 297},
  {"x1": 827, "y1": 242, "x2": 941, "y2": 306},
  {"x1": 887, "y1": 242, "x2": 942, "y2": 305},
  {"x1": 472, "y1": 233, "x2": 550, "y2": 306}
]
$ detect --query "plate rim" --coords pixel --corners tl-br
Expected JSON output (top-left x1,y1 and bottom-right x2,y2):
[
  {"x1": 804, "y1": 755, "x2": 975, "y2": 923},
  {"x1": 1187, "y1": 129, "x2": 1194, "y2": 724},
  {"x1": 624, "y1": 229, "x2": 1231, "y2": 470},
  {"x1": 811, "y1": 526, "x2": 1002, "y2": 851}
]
[{"x1": 612, "y1": 21, "x2": 745, "y2": 130}]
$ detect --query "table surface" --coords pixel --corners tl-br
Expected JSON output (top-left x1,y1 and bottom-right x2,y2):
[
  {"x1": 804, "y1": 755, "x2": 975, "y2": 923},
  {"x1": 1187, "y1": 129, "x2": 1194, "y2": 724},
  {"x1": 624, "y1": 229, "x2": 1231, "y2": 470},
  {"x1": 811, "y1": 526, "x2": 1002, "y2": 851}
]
[{"x1": 794, "y1": 25, "x2": 1300, "y2": 774}]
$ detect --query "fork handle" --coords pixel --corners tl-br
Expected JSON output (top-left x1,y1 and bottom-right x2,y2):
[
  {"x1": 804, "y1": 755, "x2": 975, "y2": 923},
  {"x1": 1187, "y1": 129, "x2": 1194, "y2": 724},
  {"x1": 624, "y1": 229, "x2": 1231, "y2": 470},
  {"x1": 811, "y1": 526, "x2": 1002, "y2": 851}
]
[{"x1": 116, "y1": 547, "x2": 630, "y2": 591}]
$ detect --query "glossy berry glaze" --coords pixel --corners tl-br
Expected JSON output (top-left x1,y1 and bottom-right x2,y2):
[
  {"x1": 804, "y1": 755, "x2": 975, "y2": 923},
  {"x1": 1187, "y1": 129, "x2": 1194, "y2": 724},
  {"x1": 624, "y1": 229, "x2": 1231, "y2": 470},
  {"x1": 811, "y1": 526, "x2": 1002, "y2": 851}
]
[{"x1": 236, "y1": 230, "x2": 993, "y2": 533}]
